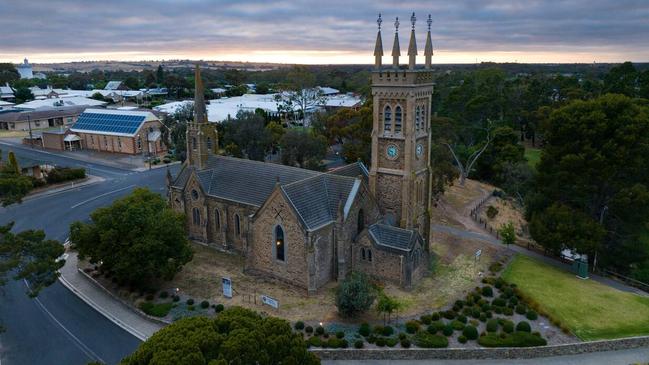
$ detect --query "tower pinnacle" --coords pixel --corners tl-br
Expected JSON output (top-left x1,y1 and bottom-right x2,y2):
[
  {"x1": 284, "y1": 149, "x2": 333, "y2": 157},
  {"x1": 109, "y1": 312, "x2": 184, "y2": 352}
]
[
  {"x1": 391, "y1": 17, "x2": 401, "y2": 68},
  {"x1": 194, "y1": 64, "x2": 207, "y2": 124},
  {"x1": 424, "y1": 14, "x2": 434, "y2": 69},
  {"x1": 408, "y1": 12, "x2": 417, "y2": 70},
  {"x1": 374, "y1": 13, "x2": 384, "y2": 69}
]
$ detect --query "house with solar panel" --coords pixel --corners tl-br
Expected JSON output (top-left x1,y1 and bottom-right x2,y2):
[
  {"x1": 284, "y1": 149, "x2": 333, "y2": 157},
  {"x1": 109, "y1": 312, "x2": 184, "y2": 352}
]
[
  {"x1": 42, "y1": 109, "x2": 167, "y2": 155},
  {"x1": 169, "y1": 27, "x2": 435, "y2": 293}
]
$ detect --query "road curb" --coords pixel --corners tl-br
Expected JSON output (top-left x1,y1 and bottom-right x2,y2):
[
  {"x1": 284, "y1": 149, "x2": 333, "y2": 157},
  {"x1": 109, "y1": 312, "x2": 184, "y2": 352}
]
[
  {"x1": 57, "y1": 274, "x2": 149, "y2": 341},
  {"x1": 22, "y1": 175, "x2": 105, "y2": 202}
]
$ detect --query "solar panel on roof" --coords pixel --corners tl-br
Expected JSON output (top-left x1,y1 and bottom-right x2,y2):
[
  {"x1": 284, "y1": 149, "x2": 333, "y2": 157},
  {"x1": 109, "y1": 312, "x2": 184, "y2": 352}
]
[{"x1": 72, "y1": 112, "x2": 147, "y2": 135}]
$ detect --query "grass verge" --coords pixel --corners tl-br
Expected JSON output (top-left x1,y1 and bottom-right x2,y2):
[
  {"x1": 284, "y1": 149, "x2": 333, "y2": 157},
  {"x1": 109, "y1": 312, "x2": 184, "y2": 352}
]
[
  {"x1": 502, "y1": 255, "x2": 649, "y2": 340},
  {"x1": 524, "y1": 148, "x2": 541, "y2": 169}
]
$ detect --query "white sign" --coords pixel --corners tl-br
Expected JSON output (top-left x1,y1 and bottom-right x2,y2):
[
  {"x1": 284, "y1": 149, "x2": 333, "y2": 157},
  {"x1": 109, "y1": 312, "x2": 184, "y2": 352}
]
[
  {"x1": 261, "y1": 295, "x2": 279, "y2": 309},
  {"x1": 475, "y1": 249, "x2": 482, "y2": 260},
  {"x1": 222, "y1": 277, "x2": 232, "y2": 298}
]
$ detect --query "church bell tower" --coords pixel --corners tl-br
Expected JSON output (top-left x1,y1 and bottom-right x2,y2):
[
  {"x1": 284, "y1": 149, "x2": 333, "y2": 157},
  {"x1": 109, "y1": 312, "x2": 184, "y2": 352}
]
[
  {"x1": 187, "y1": 65, "x2": 218, "y2": 169},
  {"x1": 369, "y1": 13, "x2": 435, "y2": 241}
]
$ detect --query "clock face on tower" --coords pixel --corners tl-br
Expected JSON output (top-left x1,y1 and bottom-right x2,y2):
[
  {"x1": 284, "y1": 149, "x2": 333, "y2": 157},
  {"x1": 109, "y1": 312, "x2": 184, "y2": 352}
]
[
  {"x1": 386, "y1": 144, "x2": 399, "y2": 160},
  {"x1": 416, "y1": 143, "x2": 424, "y2": 158}
]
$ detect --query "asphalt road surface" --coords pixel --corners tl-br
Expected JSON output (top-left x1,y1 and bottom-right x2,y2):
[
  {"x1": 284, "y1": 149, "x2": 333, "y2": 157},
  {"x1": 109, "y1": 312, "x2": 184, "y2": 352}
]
[{"x1": 0, "y1": 142, "x2": 179, "y2": 365}]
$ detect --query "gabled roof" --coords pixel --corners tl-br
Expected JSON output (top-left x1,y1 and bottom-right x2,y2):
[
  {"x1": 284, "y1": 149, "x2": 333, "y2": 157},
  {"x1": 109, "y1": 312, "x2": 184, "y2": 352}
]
[
  {"x1": 281, "y1": 173, "x2": 360, "y2": 231},
  {"x1": 0, "y1": 105, "x2": 87, "y2": 123},
  {"x1": 368, "y1": 223, "x2": 421, "y2": 253},
  {"x1": 329, "y1": 161, "x2": 369, "y2": 181},
  {"x1": 70, "y1": 108, "x2": 158, "y2": 137}
]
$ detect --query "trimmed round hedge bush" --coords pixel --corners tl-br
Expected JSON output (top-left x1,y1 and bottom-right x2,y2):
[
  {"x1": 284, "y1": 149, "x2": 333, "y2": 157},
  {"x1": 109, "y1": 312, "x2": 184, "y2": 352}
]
[
  {"x1": 481, "y1": 286, "x2": 493, "y2": 297},
  {"x1": 458, "y1": 335, "x2": 468, "y2": 344},
  {"x1": 478, "y1": 332, "x2": 547, "y2": 347},
  {"x1": 462, "y1": 325, "x2": 479, "y2": 340},
  {"x1": 315, "y1": 326, "x2": 325, "y2": 336},
  {"x1": 400, "y1": 338, "x2": 411, "y2": 348},
  {"x1": 486, "y1": 319, "x2": 499, "y2": 333},
  {"x1": 375, "y1": 337, "x2": 386, "y2": 347},
  {"x1": 382, "y1": 325, "x2": 394, "y2": 336},
  {"x1": 172, "y1": 295, "x2": 180, "y2": 302},
  {"x1": 503, "y1": 321, "x2": 515, "y2": 333},
  {"x1": 354, "y1": 339, "x2": 364, "y2": 348},
  {"x1": 186, "y1": 298, "x2": 194, "y2": 305},
  {"x1": 336, "y1": 331, "x2": 345, "y2": 339},
  {"x1": 515, "y1": 304, "x2": 527, "y2": 315},
  {"x1": 413, "y1": 331, "x2": 449, "y2": 348},
  {"x1": 358, "y1": 323, "x2": 370, "y2": 337},
  {"x1": 215, "y1": 304, "x2": 224, "y2": 313},
  {"x1": 305, "y1": 326, "x2": 314, "y2": 334},
  {"x1": 516, "y1": 321, "x2": 532, "y2": 332},
  {"x1": 405, "y1": 320, "x2": 420, "y2": 334},
  {"x1": 420, "y1": 314, "x2": 433, "y2": 325},
  {"x1": 294, "y1": 321, "x2": 305, "y2": 331},
  {"x1": 200, "y1": 300, "x2": 209, "y2": 309},
  {"x1": 526, "y1": 310, "x2": 538, "y2": 320},
  {"x1": 442, "y1": 324, "x2": 454, "y2": 336},
  {"x1": 386, "y1": 337, "x2": 398, "y2": 347},
  {"x1": 451, "y1": 320, "x2": 465, "y2": 331}
]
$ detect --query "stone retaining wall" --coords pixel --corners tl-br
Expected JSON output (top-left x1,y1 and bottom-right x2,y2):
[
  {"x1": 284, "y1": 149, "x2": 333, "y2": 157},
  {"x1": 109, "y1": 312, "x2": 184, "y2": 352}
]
[{"x1": 312, "y1": 336, "x2": 649, "y2": 360}]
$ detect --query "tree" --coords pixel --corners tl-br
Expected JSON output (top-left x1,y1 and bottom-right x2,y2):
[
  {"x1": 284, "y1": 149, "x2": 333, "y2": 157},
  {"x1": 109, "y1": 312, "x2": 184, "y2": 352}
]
[
  {"x1": 527, "y1": 94, "x2": 649, "y2": 272},
  {"x1": 120, "y1": 307, "x2": 320, "y2": 365},
  {"x1": 221, "y1": 111, "x2": 272, "y2": 161},
  {"x1": 376, "y1": 292, "x2": 402, "y2": 325},
  {"x1": 156, "y1": 65, "x2": 164, "y2": 86},
  {"x1": 0, "y1": 63, "x2": 20, "y2": 85},
  {"x1": 0, "y1": 150, "x2": 32, "y2": 206},
  {"x1": 603, "y1": 62, "x2": 637, "y2": 97},
  {"x1": 279, "y1": 129, "x2": 327, "y2": 170},
  {"x1": 498, "y1": 221, "x2": 517, "y2": 247},
  {"x1": 14, "y1": 87, "x2": 34, "y2": 103},
  {"x1": 163, "y1": 102, "x2": 194, "y2": 161},
  {"x1": 265, "y1": 121, "x2": 285, "y2": 153},
  {"x1": 90, "y1": 92, "x2": 105, "y2": 102},
  {"x1": 276, "y1": 66, "x2": 325, "y2": 125},
  {"x1": 429, "y1": 117, "x2": 460, "y2": 199},
  {"x1": 444, "y1": 120, "x2": 495, "y2": 186},
  {"x1": 0, "y1": 222, "x2": 65, "y2": 298},
  {"x1": 123, "y1": 76, "x2": 140, "y2": 90},
  {"x1": 473, "y1": 126, "x2": 525, "y2": 184},
  {"x1": 69, "y1": 188, "x2": 193, "y2": 289},
  {"x1": 335, "y1": 271, "x2": 375, "y2": 317}
]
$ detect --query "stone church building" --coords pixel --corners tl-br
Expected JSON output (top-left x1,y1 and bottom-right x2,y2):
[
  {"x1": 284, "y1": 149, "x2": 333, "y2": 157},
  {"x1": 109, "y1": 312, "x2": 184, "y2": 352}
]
[{"x1": 169, "y1": 15, "x2": 435, "y2": 293}]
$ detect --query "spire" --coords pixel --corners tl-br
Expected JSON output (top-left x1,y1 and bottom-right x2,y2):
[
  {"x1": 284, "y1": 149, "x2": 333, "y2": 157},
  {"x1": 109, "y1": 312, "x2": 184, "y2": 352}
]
[
  {"x1": 391, "y1": 17, "x2": 401, "y2": 68},
  {"x1": 425, "y1": 14, "x2": 434, "y2": 69},
  {"x1": 194, "y1": 64, "x2": 207, "y2": 124},
  {"x1": 374, "y1": 14, "x2": 384, "y2": 69},
  {"x1": 408, "y1": 12, "x2": 417, "y2": 70}
]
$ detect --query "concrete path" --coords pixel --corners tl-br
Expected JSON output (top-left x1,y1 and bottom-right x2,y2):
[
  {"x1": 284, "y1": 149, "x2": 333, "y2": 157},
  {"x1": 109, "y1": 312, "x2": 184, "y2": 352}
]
[
  {"x1": 322, "y1": 347, "x2": 649, "y2": 365},
  {"x1": 58, "y1": 251, "x2": 164, "y2": 341}
]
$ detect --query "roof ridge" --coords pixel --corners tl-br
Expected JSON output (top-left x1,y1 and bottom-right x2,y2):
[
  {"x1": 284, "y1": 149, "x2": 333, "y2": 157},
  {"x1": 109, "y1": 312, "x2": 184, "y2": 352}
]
[{"x1": 210, "y1": 154, "x2": 323, "y2": 176}]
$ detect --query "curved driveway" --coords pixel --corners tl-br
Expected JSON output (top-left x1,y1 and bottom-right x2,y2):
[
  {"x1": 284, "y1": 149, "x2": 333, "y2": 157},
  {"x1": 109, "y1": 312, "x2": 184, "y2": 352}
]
[{"x1": 0, "y1": 143, "x2": 178, "y2": 365}]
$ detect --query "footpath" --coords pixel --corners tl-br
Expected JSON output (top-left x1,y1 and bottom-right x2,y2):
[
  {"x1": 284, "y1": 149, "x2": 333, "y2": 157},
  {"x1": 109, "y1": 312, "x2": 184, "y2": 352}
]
[{"x1": 58, "y1": 251, "x2": 163, "y2": 341}]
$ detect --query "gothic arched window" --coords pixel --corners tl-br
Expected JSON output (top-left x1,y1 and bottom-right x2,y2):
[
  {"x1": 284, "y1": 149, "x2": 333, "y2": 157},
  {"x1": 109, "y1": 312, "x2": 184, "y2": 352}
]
[
  {"x1": 415, "y1": 106, "x2": 421, "y2": 131},
  {"x1": 207, "y1": 137, "x2": 212, "y2": 150},
  {"x1": 234, "y1": 214, "x2": 241, "y2": 237},
  {"x1": 192, "y1": 137, "x2": 197, "y2": 150},
  {"x1": 413, "y1": 248, "x2": 420, "y2": 268},
  {"x1": 383, "y1": 105, "x2": 392, "y2": 132},
  {"x1": 214, "y1": 209, "x2": 220, "y2": 230},
  {"x1": 357, "y1": 209, "x2": 365, "y2": 236},
  {"x1": 367, "y1": 249, "x2": 373, "y2": 262},
  {"x1": 275, "y1": 225, "x2": 285, "y2": 261},
  {"x1": 192, "y1": 207, "x2": 201, "y2": 225},
  {"x1": 361, "y1": 247, "x2": 366, "y2": 260},
  {"x1": 394, "y1": 106, "x2": 402, "y2": 133}
]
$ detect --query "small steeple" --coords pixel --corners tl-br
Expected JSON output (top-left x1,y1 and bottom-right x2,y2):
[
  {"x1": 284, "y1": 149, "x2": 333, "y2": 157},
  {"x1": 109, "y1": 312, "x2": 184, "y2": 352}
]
[
  {"x1": 391, "y1": 17, "x2": 401, "y2": 69},
  {"x1": 425, "y1": 14, "x2": 434, "y2": 69},
  {"x1": 374, "y1": 14, "x2": 384, "y2": 69},
  {"x1": 408, "y1": 12, "x2": 418, "y2": 70},
  {"x1": 194, "y1": 64, "x2": 207, "y2": 124}
]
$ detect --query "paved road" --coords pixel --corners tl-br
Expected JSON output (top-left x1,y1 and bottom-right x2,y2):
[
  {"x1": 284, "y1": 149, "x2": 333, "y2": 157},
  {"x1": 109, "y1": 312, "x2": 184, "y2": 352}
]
[
  {"x1": 322, "y1": 347, "x2": 649, "y2": 365},
  {"x1": 0, "y1": 143, "x2": 179, "y2": 365}
]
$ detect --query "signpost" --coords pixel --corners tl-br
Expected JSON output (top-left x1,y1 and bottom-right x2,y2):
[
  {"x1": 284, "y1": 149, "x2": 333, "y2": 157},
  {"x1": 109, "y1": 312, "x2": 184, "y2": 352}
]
[
  {"x1": 261, "y1": 295, "x2": 279, "y2": 309},
  {"x1": 222, "y1": 277, "x2": 232, "y2": 298},
  {"x1": 475, "y1": 249, "x2": 482, "y2": 262}
]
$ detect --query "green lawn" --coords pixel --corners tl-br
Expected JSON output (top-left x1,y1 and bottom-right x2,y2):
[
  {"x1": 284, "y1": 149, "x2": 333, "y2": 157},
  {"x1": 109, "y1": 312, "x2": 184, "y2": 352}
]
[
  {"x1": 524, "y1": 148, "x2": 541, "y2": 169},
  {"x1": 502, "y1": 255, "x2": 649, "y2": 340}
]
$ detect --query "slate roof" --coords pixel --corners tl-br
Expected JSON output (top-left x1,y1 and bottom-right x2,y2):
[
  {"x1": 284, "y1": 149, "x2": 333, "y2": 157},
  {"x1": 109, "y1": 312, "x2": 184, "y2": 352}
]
[
  {"x1": 0, "y1": 105, "x2": 87, "y2": 123},
  {"x1": 368, "y1": 223, "x2": 420, "y2": 253},
  {"x1": 281, "y1": 173, "x2": 360, "y2": 231},
  {"x1": 329, "y1": 161, "x2": 369, "y2": 181}
]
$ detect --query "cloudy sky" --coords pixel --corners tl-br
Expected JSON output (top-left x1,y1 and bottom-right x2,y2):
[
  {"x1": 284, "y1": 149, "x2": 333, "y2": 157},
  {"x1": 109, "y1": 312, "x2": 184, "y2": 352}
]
[{"x1": 1, "y1": 0, "x2": 648, "y2": 64}]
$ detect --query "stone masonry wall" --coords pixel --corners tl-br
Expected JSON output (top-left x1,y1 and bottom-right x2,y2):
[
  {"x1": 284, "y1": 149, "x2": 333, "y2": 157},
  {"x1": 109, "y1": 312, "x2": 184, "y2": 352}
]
[{"x1": 353, "y1": 234, "x2": 403, "y2": 286}]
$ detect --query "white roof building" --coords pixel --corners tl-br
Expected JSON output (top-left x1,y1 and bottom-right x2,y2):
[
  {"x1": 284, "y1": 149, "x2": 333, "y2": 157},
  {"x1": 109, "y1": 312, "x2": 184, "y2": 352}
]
[
  {"x1": 0, "y1": 100, "x2": 14, "y2": 110},
  {"x1": 13, "y1": 96, "x2": 107, "y2": 110},
  {"x1": 17, "y1": 58, "x2": 33, "y2": 79},
  {"x1": 0, "y1": 83, "x2": 14, "y2": 100}
]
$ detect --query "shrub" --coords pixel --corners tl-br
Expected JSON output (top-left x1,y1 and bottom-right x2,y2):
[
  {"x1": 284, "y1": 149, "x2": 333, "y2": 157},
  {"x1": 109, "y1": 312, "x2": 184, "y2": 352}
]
[
  {"x1": 443, "y1": 310, "x2": 457, "y2": 320},
  {"x1": 462, "y1": 325, "x2": 478, "y2": 340},
  {"x1": 340, "y1": 339, "x2": 349, "y2": 348},
  {"x1": 335, "y1": 271, "x2": 376, "y2": 317},
  {"x1": 172, "y1": 295, "x2": 180, "y2": 302},
  {"x1": 145, "y1": 294, "x2": 155, "y2": 301},
  {"x1": 315, "y1": 326, "x2": 325, "y2": 336},
  {"x1": 481, "y1": 286, "x2": 493, "y2": 297},
  {"x1": 382, "y1": 325, "x2": 394, "y2": 337},
  {"x1": 294, "y1": 321, "x2": 305, "y2": 331},
  {"x1": 489, "y1": 262, "x2": 503, "y2": 273},
  {"x1": 486, "y1": 205, "x2": 499, "y2": 219},
  {"x1": 200, "y1": 300, "x2": 209, "y2": 309},
  {"x1": 375, "y1": 337, "x2": 386, "y2": 347},
  {"x1": 431, "y1": 312, "x2": 440, "y2": 321},
  {"x1": 451, "y1": 320, "x2": 465, "y2": 331},
  {"x1": 486, "y1": 319, "x2": 499, "y2": 333},
  {"x1": 472, "y1": 308, "x2": 481, "y2": 318},
  {"x1": 139, "y1": 302, "x2": 173, "y2": 317},
  {"x1": 420, "y1": 314, "x2": 432, "y2": 325},
  {"x1": 354, "y1": 340, "x2": 364, "y2": 349},
  {"x1": 509, "y1": 297, "x2": 519, "y2": 306},
  {"x1": 458, "y1": 335, "x2": 468, "y2": 344},
  {"x1": 45, "y1": 167, "x2": 86, "y2": 184},
  {"x1": 515, "y1": 304, "x2": 527, "y2": 315},
  {"x1": 457, "y1": 315, "x2": 468, "y2": 324},
  {"x1": 323, "y1": 332, "x2": 329, "y2": 339},
  {"x1": 373, "y1": 325, "x2": 384, "y2": 335},
  {"x1": 386, "y1": 338, "x2": 398, "y2": 347},
  {"x1": 478, "y1": 332, "x2": 547, "y2": 347},
  {"x1": 159, "y1": 291, "x2": 169, "y2": 299},
  {"x1": 526, "y1": 310, "x2": 538, "y2": 321},
  {"x1": 215, "y1": 304, "x2": 224, "y2": 313},
  {"x1": 186, "y1": 298, "x2": 194, "y2": 305},
  {"x1": 494, "y1": 307, "x2": 503, "y2": 314},
  {"x1": 479, "y1": 313, "x2": 487, "y2": 322},
  {"x1": 308, "y1": 336, "x2": 321, "y2": 347},
  {"x1": 367, "y1": 335, "x2": 377, "y2": 344},
  {"x1": 492, "y1": 298, "x2": 506, "y2": 307},
  {"x1": 400, "y1": 338, "x2": 411, "y2": 348},
  {"x1": 454, "y1": 300, "x2": 465, "y2": 308},
  {"x1": 503, "y1": 321, "x2": 515, "y2": 333},
  {"x1": 187, "y1": 305, "x2": 195, "y2": 311},
  {"x1": 503, "y1": 307, "x2": 514, "y2": 316},
  {"x1": 516, "y1": 321, "x2": 531, "y2": 333},
  {"x1": 442, "y1": 324, "x2": 454, "y2": 336},
  {"x1": 494, "y1": 278, "x2": 504, "y2": 289},
  {"x1": 336, "y1": 331, "x2": 345, "y2": 339},
  {"x1": 413, "y1": 332, "x2": 449, "y2": 348},
  {"x1": 305, "y1": 326, "x2": 314, "y2": 334},
  {"x1": 326, "y1": 338, "x2": 341, "y2": 348},
  {"x1": 358, "y1": 323, "x2": 371, "y2": 337},
  {"x1": 405, "y1": 320, "x2": 420, "y2": 334}
]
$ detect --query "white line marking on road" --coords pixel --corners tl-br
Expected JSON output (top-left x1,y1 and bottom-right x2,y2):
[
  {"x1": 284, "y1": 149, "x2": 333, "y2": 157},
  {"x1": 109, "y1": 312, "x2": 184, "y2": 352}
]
[
  {"x1": 24, "y1": 280, "x2": 105, "y2": 364},
  {"x1": 70, "y1": 185, "x2": 136, "y2": 209}
]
